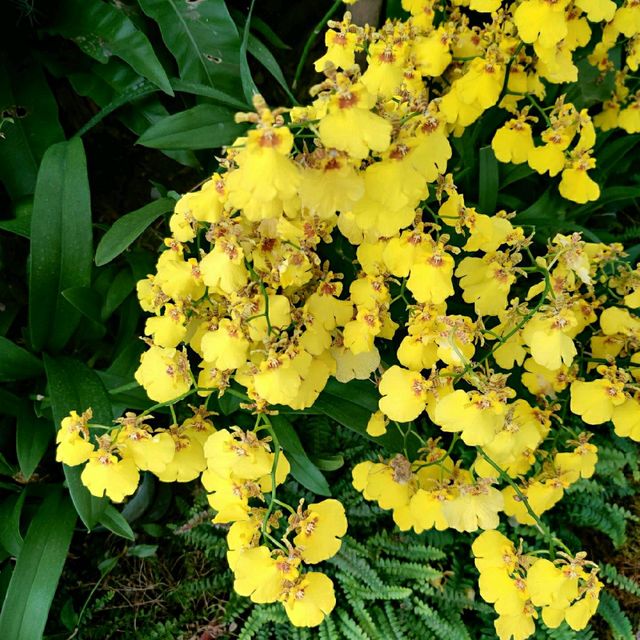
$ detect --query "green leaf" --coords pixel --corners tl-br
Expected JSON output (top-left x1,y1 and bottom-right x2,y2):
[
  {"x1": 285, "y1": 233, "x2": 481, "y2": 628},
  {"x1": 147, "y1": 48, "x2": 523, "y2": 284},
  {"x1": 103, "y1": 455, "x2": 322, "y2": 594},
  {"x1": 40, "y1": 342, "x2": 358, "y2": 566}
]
[
  {"x1": 0, "y1": 491, "x2": 26, "y2": 557},
  {"x1": 127, "y1": 543, "x2": 158, "y2": 558},
  {"x1": 74, "y1": 78, "x2": 159, "y2": 137},
  {"x1": 67, "y1": 60, "x2": 198, "y2": 167},
  {"x1": 0, "y1": 337, "x2": 42, "y2": 382},
  {"x1": 16, "y1": 407, "x2": 53, "y2": 480},
  {"x1": 0, "y1": 216, "x2": 31, "y2": 239},
  {"x1": 247, "y1": 33, "x2": 296, "y2": 104},
  {"x1": 478, "y1": 146, "x2": 499, "y2": 214},
  {"x1": 99, "y1": 504, "x2": 135, "y2": 541},
  {"x1": 137, "y1": 0, "x2": 242, "y2": 93},
  {"x1": 0, "y1": 489, "x2": 76, "y2": 640},
  {"x1": 28, "y1": 138, "x2": 92, "y2": 352},
  {"x1": 170, "y1": 78, "x2": 249, "y2": 111},
  {"x1": 270, "y1": 415, "x2": 331, "y2": 496},
  {"x1": 136, "y1": 104, "x2": 245, "y2": 150},
  {"x1": 240, "y1": 0, "x2": 259, "y2": 104},
  {"x1": 0, "y1": 59, "x2": 64, "y2": 200},
  {"x1": 102, "y1": 269, "x2": 135, "y2": 320},
  {"x1": 50, "y1": 0, "x2": 173, "y2": 95},
  {"x1": 95, "y1": 197, "x2": 173, "y2": 266},
  {"x1": 44, "y1": 355, "x2": 113, "y2": 529},
  {"x1": 314, "y1": 379, "x2": 406, "y2": 453},
  {"x1": 61, "y1": 287, "x2": 105, "y2": 332}
]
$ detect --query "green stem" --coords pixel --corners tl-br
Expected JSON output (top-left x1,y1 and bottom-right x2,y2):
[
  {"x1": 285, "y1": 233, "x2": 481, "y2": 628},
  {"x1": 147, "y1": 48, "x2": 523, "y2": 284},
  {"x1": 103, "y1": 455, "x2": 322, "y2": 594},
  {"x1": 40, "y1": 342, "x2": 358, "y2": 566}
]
[
  {"x1": 260, "y1": 414, "x2": 281, "y2": 537},
  {"x1": 476, "y1": 448, "x2": 572, "y2": 556},
  {"x1": 108, "y1": 381, "x2": 141, "y2": 395},
  {"x1": 292, "y1": 0, "x2": 343, "y2": 91},
  {"x1": 245, "y1": 261, "x2": 275, "y2": 335},
  {"x1": 453, "y1": 264, "x2": 551, "y2": 383}
]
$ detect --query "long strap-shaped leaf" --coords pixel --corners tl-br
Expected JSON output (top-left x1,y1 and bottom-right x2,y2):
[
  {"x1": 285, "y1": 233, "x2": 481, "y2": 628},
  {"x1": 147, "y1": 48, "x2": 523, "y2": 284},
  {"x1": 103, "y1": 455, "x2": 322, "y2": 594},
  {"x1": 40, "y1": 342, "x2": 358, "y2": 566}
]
[
  {"x1": 0, "y1": 489, "x2": 76, "y2": 640},
  {"x1": 29, "y1": 138, "x2": 92, "y2": 352}
]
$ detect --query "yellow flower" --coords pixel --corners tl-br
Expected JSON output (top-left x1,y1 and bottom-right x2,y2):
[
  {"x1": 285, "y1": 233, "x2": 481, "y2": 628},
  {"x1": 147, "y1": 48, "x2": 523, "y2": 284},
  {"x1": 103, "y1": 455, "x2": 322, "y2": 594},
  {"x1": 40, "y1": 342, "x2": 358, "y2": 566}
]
[
  {"x1": 514, "y1": 0, "x2": 570, "y2": 48},
  {"x1": 314, "y1": 29, "x2": 360, "y2": 72},
  {"x1": 81, "y1": 449, "x2": 139, "y2": 503},
  {"x1": 407, "y1": 248, "x2": 455, "y2": 304},
  {"x1": 472, "y1": 530, "x2": 518, "y2": 576},
  {"x1": 564, "y1": 575, "x2": 602, "y2": 630},
  {"x1": 570, "y1": 377, "x2": 626, "y2": 424},
  {"x1": 283, "y1": 572, "x2": 336, "y2": 627},
  {"x1": 612, "y1": 397, "x2": 640, "y2": 441},
  {"x1": 233, "y1": 546, "x2": 299, "y2": 603},
  {"x1": 292, "y1": 499, "x2": 348, "y2": 564},
  {"x1": 56, "y1": 409, "x2": 94, "y2": 466},
  {"x1": 226, "y1": 126, "x2": 300, "y2": 221},
  {"x1": 155, "y1": 423, "x2": 208, "y2": 482},
  {"x1": 366, "y1": 410, "x2": 388, "y2": 436},
  {"x1": 378, "y1": 365, "x2": 428, "y2": 422},
  {"x1": 299, "y1": 155, "x2": 364, "y2": 218},
  {"x1": 521, "y1": 312, "x2": 578, "y2": 371},
  {"x1": 559, "y1": 155, "x2": 600, "y2": 204},
  {"x1": 502, "y1": 481, "x2": 563, "y2": 525},
  {"x1": 204, "y1": 428, "x2": 273, "y2": 480},
  {"x1": 434, "y1": 390, "x2": 505, "y2": 446},
  {"x1": 199, "y1": 238, "x2": 249, "y2": 295},
  {"x1": 492, "y1": 118, "x2": 535, "y2": 164},
  {"x1": 200, "y1": 319, "x2": 250, "y2": 370},
  {"x1": 115, "y1": 422, "x2": 175, "y2": 476},
  {"x1": 144, "y1": 303, "x2": 187, "y2": 348},
  {"x1": 134, "y1": 346, "x2": 191, "y2": 403},
  {"x1": 170, "y1": 177, "x2": 225, "y2": 241},
  {"x1": 318, "y1": 82, "x2": 392, "y2": 159},
  {"x1": 408, "y1": 488, "x2": 449, "y2": 532},
  {"x1": 442, "y1": 481, "x2": 504, "y2": 532},
  {"x1": 456, "y1": 254, "x2": 515, "y2": 316},
  {"x1": 413, "y1": 28, "x2": 452, "y2": 77}
]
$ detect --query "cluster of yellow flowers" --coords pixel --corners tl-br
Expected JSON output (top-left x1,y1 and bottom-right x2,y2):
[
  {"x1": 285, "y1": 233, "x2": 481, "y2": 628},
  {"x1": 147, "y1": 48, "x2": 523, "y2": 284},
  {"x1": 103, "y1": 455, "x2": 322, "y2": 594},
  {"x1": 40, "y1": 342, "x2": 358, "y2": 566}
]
[
  {"x1": 473, "y1": 531, "x2": 602, "y2": 640},
  {"x1": 55, "y1": 0, "x2": 640, "y2": 634},
  {"x1": 57, "y1": 411, "x2": 348, "y2": 626},
  {"x1": 56, "y1": 406, "x2": 214, "y2": 501}
]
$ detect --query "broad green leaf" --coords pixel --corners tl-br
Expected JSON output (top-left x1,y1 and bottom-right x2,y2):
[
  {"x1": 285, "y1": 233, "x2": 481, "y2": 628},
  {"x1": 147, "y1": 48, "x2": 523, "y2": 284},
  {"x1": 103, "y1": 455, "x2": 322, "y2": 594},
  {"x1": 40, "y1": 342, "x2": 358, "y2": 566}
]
[
  {"x1": 61, "y1": 287, "x2": 105, "y2": 329},
  {"x1": 0, "y1": 489, "x2": 76, "y2": 640},
  {"x1": 0, "y1": 59, "x2": 64, "y2": 200},
  {"x1": 16, "y1": 407, "x2": 53, "y2": 480},
  {"x1": 68, "y1": 60, "x2": 198, "y2": 167},
  {"x1": 0, "y1": 216, "x2": 31, "y2": 238},
  {"x1": 121, "y1": 473, "x2": 156, "y2": 523},
  {"x1": 136, "y1": 104, "x2": 245, "y2": 150},
  {"x1": 29, "y1": 138, "x2": 92, "y2": 352},
  {"x1": 0, "y1": 389, "x2": 21, "y2": 417},
  {"x1": 270, "y1": 415, "x2": 331, "y2": 496},
  {"x1": 95, "y1": 197, "x2": 173, "y2": 266},
  {"x1": 170, "y1": 78, "x2": 249, "y2": 111},
  {"x1": 137, "y1": 0, "x2": 242, "y2": 93},
  {"x1": 99, "y1": 504, "x2": 135, "y2": 541},
  {"x1": 0, "y1": 337, "x2": 42, "y2": 381},
  {"x1": 314, "y1": 379, "x2": 406, "y2": 453},
  {"x1": 74, "y1": 78, "x2": 159, "y2": 137},
  {"x1": 44, "y1": 355, "x2": 113, "y2": 529},
  {"x1": 0, "y1": 492, "x2": 26, "y2": 557},
  {"x1": 102, "y1": 268, "x2": 135, "y2": 320},
  {"x1": 50, "y1": 0, "x2": 173, "y2": 95},
  {"x1": 478, "y1": 146, "x2": 499, "y2": 214},
  {"x1": 500, "y1": 163, "x2": 534, "y2": 190}
]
